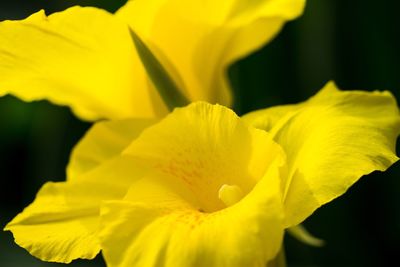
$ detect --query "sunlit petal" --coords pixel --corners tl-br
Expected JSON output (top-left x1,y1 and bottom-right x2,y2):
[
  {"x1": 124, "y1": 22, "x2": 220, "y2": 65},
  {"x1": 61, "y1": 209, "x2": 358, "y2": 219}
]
[
  {"x1": 244, "y1": 82, "x2": 400, "y2": 226},
  {"x1": 0, "y1": 7, "x2": 166, "y2": 120}
]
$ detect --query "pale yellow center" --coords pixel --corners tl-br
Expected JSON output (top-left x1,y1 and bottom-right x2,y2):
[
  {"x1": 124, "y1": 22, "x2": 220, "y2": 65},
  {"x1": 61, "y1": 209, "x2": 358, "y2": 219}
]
[{"x1": 218, "y1": 184, "x2": 244, "y2": 207}]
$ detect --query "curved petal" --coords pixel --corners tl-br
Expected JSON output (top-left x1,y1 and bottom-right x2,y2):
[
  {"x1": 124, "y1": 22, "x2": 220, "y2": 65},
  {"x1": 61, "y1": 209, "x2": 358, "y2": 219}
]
[
  {"x1": 4, "y1": 181, "x2": 101, "y2": 263},
  {"x1": 242, "y1": 103, "x2": 300, "y2": 132},
  {"x1": 100, "y1": 153, "x2": 285, "y2": 267},
  {"x1": 5, "y1": 156, "x2": 149, "y2": 263},
  {"x1": 123, "y1": 102, "x2": 283, "y2": 212},
  {"x1": 117, "y1": 0, "x2": 305, "y2": 107},
  {"x1": 0, "y1": 7, "x2": 166, "y2": 121},
  {"x1": 67, "y1": 118, "x2": 157, "y2": 181},
  {"x1": 244, "y1": 82, "x2": 400, "y2": 227}
]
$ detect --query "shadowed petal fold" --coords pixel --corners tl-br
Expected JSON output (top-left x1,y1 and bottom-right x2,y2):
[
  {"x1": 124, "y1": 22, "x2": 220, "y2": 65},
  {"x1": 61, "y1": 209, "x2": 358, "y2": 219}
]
[{"x1": 67, "y1": 118, "x2": 157, "y2": 181}]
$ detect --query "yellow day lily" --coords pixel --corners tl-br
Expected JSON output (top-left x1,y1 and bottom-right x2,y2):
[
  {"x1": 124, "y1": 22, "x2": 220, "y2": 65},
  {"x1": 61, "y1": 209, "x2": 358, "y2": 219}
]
[
  {"x1": 5, "y1": 82, "x2": 400, "y2": 266},
  {"x1": 0, "y1": 0, "x2": 305, "y2": 121}
]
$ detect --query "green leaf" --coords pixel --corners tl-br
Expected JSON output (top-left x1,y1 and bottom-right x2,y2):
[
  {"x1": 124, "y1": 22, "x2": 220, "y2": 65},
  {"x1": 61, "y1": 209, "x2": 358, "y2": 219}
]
[{"x1": 129, "y1": 29, "x2": 189, "y2": 111}]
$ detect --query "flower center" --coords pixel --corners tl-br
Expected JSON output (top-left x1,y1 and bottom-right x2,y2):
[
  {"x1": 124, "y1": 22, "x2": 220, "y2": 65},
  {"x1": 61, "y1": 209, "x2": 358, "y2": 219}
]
[{"x1": 218, "y1": 184, "x2": 244, "y2": 207}]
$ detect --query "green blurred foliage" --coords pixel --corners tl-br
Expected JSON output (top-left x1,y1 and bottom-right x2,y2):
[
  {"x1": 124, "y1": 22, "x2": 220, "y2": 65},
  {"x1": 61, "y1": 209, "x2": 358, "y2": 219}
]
[{"x1": 0, "y1": 0, "x2": 399, "y2": 266}]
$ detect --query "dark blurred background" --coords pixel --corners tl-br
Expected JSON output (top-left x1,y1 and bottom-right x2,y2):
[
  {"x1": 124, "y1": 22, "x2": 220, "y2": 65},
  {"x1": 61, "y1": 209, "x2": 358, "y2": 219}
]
[{"x1": 0, "y1": 0, "x2": 399, "y2": 266}]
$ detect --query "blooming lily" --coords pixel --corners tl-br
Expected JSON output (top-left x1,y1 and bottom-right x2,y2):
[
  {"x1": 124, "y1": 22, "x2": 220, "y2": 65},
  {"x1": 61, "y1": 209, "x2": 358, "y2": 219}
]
[
  {"x1": 0, "y1": 0, "x2": 305, "y2": 120},
  {"x1": 5, "y1": 82, "x2": 400, "y2": 266}
]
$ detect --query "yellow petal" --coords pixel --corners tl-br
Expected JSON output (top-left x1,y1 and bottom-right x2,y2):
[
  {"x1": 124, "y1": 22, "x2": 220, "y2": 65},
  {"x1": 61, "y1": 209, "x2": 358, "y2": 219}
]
[
  {"x1": 123, "y1": 102, "x2": 283, "y2": 212},
  {"x1": 5, "y1": 156, "x2": 149, "y2": 263},
  {"x1": 4, "y1": 181, "x2": 100, "y2": 263},
  {"x1": 100, "y1": 153, "x2": 285, "y2": 267},
  {"x1": 117, "y1": 0, "x2": 305, "y2": 107},
  {"x1": 242, "y1": 103, "x2": 300, "y2": 132},
  {"x1": 67, "y1": 118, "x2": 157, "y2": 181},
  {"x1": 0, "y1": 7, "x2": 167, "y2": 120},
  {"x1": 244, "y1": 82, "x2": 400, "y2": 227}
]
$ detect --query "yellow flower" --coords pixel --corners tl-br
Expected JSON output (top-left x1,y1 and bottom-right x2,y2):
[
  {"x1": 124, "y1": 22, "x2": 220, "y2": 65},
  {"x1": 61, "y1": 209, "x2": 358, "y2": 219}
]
[
  {"x1": 5, "y1": 82, "x2": 400, "y2": 266},
  {"x1": 0, "y1": 0, "x2": 305, "y2": 121}
]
